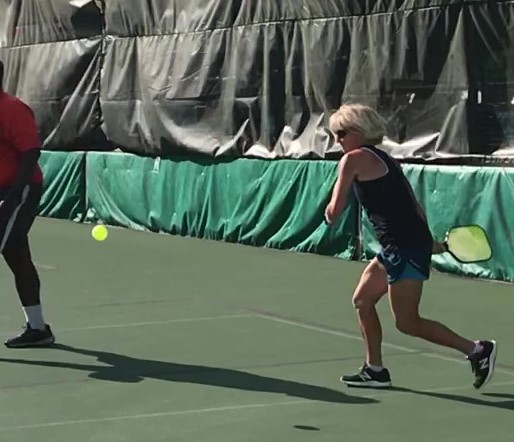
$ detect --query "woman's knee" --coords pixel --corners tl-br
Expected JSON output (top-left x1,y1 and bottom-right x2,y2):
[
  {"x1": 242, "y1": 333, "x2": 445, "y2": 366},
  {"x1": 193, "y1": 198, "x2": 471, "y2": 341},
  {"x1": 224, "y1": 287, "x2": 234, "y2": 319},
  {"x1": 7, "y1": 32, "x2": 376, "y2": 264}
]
[
  {"x1": 395, "y1": 316, "x2": 421, "y2": 336},
  {"x1": 389, "y1": 278, "x2": 424, "y2": 336},
  {"x1": 352, "y1": 261, "x2": 387, "y2": 310},
  {"x1": 352, "y1": 291, "x2": 382, "y2": 310}
]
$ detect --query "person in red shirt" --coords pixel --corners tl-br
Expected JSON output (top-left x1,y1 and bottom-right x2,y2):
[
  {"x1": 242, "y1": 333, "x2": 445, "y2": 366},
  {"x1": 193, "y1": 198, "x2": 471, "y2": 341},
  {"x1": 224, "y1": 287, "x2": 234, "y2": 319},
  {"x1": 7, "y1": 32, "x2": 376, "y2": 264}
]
[{"x1": 0, "y1": 61, "x2": 55, "y2": 348}]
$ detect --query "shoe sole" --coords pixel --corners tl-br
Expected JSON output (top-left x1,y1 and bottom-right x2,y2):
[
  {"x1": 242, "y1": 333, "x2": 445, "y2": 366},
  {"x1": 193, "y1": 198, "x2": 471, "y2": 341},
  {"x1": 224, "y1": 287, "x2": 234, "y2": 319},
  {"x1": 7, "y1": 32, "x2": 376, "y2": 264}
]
[
  {"x1": 479, "y1": 340, "x2": 497, "y2": 389},
  {"x1": 4, "y1": 335, "x2": 56, "y2": 349},
  {"x1": 341, "y1": 378, "x2": 392, "y2": 389}
]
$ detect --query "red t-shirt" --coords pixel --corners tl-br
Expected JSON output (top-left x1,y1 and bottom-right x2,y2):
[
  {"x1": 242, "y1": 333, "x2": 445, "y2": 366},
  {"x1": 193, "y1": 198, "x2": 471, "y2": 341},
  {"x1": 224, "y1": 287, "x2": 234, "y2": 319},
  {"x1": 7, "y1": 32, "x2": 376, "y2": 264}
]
[{"x1": 0, "y1": 91, "x2": 43, "y2": 187}]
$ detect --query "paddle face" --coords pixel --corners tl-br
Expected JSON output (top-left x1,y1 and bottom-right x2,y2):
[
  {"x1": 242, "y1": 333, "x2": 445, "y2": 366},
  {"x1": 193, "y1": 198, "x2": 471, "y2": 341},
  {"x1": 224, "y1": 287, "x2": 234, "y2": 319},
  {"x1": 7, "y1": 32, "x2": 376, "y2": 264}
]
[{"x1": 445, "y1": 225, "x2": 492, "y2": 263}]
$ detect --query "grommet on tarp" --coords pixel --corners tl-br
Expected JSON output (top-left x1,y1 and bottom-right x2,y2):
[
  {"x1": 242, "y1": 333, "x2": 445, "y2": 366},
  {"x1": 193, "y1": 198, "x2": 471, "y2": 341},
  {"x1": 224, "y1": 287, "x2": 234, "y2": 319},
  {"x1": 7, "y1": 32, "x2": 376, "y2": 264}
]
[{"x1": 152, "y1": 157, "x2": 161, "y2": 174}]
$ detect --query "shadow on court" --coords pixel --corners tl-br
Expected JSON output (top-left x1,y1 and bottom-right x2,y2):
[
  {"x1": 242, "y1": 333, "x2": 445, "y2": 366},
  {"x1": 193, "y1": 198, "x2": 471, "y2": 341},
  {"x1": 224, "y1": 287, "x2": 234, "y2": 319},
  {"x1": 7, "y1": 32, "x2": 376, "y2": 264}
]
[
  {"x1": 0, "y1": 344, "x2": 377, "y2": 405},
  {"x1": 389, "y1": 387, "x2": 514, "y2": 411}
]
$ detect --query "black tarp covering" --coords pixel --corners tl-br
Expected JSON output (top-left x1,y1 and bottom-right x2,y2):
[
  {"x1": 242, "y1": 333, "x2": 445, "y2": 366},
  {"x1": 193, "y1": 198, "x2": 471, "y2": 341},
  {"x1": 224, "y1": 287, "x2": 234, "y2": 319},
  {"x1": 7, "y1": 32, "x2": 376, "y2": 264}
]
[
  {"x1": 1, "y1": 0, "x2": 513, "y2": 162},
  {"x1": 0, "y1": 0, "x2": 105, "y2": 150}
]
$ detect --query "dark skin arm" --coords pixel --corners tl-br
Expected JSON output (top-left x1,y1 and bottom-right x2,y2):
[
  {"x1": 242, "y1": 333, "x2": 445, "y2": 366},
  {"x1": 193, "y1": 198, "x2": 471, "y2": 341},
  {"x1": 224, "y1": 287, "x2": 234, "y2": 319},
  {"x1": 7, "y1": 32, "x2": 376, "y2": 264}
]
[
  {"x1": 12, "y1": 149, "x2": 40, "y2": 194},
  {"x1": 1, "y1": 148, "x2": 40, "y2": 210}
]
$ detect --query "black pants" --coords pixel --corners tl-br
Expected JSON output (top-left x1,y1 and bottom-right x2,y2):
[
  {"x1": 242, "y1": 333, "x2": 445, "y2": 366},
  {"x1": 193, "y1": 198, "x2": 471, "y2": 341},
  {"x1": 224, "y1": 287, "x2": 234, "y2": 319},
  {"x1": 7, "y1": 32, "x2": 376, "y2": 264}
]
[{"x1": 0, "y1": 184, "x2": 42, "y2": 252}]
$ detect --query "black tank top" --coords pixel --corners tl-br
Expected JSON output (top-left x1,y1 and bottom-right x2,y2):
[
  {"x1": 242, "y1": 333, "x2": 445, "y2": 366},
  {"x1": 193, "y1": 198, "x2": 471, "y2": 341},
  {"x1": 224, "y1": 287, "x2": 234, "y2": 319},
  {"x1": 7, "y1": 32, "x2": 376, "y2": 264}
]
[{"x1": 352, "y1": 145, "x2": 432, "y2": 249}]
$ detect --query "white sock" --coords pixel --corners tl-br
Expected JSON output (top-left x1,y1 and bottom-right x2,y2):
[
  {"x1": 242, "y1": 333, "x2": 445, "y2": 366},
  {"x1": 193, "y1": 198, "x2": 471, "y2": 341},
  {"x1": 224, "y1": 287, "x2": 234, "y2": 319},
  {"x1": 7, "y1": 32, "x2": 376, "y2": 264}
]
[
  {"x1": 470, "y1": 341, "x2": 483, "y2": 355},
  {"x1": 367, "y1": 364, "x2": 384, "y2": 372},
  {"x1": 23, "y1": 305, "x2": 46, "y2": 331}
]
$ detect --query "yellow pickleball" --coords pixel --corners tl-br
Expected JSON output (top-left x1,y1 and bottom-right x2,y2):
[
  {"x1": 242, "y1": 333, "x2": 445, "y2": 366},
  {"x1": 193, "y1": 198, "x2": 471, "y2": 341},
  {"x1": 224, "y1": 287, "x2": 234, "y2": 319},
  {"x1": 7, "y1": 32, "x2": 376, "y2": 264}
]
[{"x1": 91, "y1": 225, "x2": 108, "y2": 241}]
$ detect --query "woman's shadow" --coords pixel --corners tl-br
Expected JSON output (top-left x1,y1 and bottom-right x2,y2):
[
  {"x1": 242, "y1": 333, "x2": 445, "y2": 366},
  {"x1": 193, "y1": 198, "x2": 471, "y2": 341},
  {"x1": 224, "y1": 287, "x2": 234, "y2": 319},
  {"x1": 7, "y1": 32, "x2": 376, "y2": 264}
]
[{"x1": 0, "y1": 344, "x2": 377, "y2": 405}]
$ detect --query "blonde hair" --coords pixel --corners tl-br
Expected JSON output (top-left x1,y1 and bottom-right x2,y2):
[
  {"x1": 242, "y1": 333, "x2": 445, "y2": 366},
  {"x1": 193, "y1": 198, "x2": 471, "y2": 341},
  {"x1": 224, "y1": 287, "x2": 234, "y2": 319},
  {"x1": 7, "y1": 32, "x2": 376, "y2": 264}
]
[{"x1": 329, "y1": 104, "x2": 387, "y2": 145}]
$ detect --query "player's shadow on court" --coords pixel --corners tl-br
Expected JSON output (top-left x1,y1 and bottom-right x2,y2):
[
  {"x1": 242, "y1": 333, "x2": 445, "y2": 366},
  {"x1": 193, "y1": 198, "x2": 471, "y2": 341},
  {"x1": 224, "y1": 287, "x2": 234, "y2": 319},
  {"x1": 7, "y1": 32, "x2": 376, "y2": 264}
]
[
  {"x1": 392, "y1": 388, "x2": 514, "y2": 411},
  {"x1": 0, "y1": 344, "x2": 377, "y2": 405}
]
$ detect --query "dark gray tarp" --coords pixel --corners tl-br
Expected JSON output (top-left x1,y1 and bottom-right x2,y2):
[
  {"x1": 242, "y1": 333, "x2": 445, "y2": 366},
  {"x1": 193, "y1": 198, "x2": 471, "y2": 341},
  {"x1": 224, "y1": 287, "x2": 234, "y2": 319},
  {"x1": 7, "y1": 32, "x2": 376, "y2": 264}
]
[
  {"x1": 0, "y1": 0, "x2": 106, "y2": 150},
  {"x1": 1, "y1": 0, "x2": 513, "y2": 163}
]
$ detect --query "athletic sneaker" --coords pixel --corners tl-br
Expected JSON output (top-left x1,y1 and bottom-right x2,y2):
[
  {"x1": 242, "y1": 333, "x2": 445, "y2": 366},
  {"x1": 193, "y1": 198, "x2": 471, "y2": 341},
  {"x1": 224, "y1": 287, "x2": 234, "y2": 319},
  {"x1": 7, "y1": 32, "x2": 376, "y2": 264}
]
[
  {"x1": 4, "y1": 323, "x2": 56, "y2": 348},
  {"x1": 341, "y1": 364, "x2": 392, "y2": 388},
  {"x1": 467, "y1": 340, "x2": 497, "y2": 389}
]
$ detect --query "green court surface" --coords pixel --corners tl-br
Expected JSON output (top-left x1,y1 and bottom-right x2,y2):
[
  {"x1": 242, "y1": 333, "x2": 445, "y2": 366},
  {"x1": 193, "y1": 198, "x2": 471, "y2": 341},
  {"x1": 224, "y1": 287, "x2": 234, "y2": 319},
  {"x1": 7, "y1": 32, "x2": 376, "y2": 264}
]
[{"x1": 0, "y1": 218, "x2": 513, "y2": 442}]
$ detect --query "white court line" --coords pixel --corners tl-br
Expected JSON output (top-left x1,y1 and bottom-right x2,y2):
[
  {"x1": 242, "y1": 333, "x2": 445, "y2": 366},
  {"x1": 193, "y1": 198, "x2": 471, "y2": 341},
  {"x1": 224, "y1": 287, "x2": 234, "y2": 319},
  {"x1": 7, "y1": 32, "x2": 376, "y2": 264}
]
[
  {"x1": 57, "y1": 314, "x2": 253, "y2": 332},
  {"x1": 1, "y1": 379, "x2": 514, "y2": 432},
  {"x1": 255, "y1": 314, "x2": 418, "y2": 353},
  {"x1": 2, "y1": 315, "x2": 252, "y2": 335},
  {"x1": 34, "y1": 262, "x2": 56, "y2": 271},
  {"x1": 0, "y1": 401, "x2": 309, "y2": 431},
  {"x1": 256, "y1": 314, "x2": 514, "y2": 377}
]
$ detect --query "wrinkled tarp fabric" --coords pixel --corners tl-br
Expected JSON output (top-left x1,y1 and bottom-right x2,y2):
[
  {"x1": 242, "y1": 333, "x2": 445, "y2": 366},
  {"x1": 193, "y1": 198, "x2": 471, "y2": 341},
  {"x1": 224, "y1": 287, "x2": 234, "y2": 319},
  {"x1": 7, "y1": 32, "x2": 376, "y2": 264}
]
[{"x1": 1, "y1": 0, "x2": 513, "y2": 161}]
